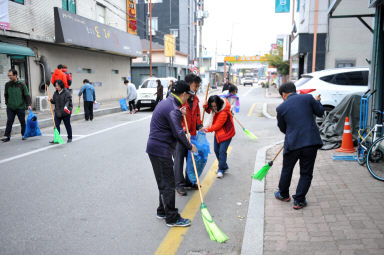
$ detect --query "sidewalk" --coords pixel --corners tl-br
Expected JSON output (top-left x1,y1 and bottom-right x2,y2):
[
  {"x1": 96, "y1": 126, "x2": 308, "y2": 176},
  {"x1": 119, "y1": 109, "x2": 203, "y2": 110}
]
[
  {"x1": 263, "y1": 145, "x2": 384, "y2": 255},
  {"x1": 0, "y1": 99, "x2": 121, "y2": 136}
]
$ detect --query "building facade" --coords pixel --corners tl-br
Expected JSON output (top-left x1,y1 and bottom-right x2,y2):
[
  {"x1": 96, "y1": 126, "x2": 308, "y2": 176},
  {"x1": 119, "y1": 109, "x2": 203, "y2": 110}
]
[
  {"x1": 0, "y1": 0, "x2": 142, "y2": 109},
  {"x1": 136, "y1": 0, "x2": 197, "y2": 63}
]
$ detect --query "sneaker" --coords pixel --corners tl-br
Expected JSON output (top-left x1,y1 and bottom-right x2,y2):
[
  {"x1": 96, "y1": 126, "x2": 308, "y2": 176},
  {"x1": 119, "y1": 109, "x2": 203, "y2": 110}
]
[
  {"x1": 156, "y1": 213, "x2": 166, "y2": 220},
  {"x1": 22, "y1": 137, "x2": 26, "y2": 141},
  {"x1": 293, "y1": 200, "x2": 307, "y2": 210},
  {"x1": 176, "y1": 187, "x2": 187, "y2": 196},
  {"x1": 166, "y1": 217, "x2": 191, "y2": 227},
  {"x1": 49, "y1": 140, "x2": 54, "y2": 144},
  {"x1": 274, "y1": 191, "x2": 291, "y2": 202},
  {"x1": 189, "y1": 184, "x2": 199, "y2": 190},
  {"x1": 1, "y1": 137, "x2": 10, "y2": 142},
  {"x1": 129, "y1": 111, "x2": 133, "y2": 114},
  {"x1": 217, "y1": 172, "x2": 224, "y2": 179},
  {"x1": 67, "y1": 139, "x2": 72, "y2": 143}
]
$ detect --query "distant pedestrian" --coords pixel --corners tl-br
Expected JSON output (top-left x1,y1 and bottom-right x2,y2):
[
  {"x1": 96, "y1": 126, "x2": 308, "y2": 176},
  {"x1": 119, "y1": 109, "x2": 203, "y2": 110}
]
[
  {"x1": 2, "y1": 69, "x2": 32, "y2": 142},
  {"x1": 51, "y1": 64, "x2": 69, "y2": 89},
  {"x1": 124, "y1": 80, "x2": 138, "y2": 114},
  {"x1": 174, "y1": 73, "x2": 202, "y2": 196},
  {"x1": 62, "y1": 65, "x2": 72, "y2": 87},
  {"x1": 154, "y1": 79, "x2": 163, "y2": 106},
  {"x1": 222, "y1": 77, "x2": 232, "y2": 92},
  {"x1": 50, "y1": 79, "x2": 73, "y2": 143},
  {"x1": 275, "y1": 82, "x2": 324, "y2": 210},
  {"x1": 167, "y1": 80, "x2": 175, "y2": 98},
  {"x1": 146, "y1": 80, "x2": 197, "y2": 227},
  {"x1": 78, "y1": 79, "x2": 96, "y2": 121},
  {"x1": 202, "y1": 95, "x2": 235, "y2": 178}
]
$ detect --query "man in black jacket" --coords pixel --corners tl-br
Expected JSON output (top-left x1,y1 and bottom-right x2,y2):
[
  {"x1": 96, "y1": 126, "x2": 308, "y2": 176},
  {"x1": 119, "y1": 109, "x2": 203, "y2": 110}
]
[
  {"x1": 275, "y1": 82, "x2": 324, "y2": 210},
  {"x1": 222, "y1": 78, "x2": 232, "y2": 92}
]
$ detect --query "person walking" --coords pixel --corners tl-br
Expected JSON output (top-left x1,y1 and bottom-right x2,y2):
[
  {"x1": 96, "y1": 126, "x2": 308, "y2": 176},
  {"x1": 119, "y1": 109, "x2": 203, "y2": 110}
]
[
  {"x1": 222, "y1": 77, "x2": 232, "y2": 92},
  {"x1": 202, "y1": 95, "x2": 235, "y2": 178},
  {"x1": 274, "y1": 82, "x2": 324, "y2": 210},
  {"x1": 146, "y1": 80, "x2": 197, "y2": 227},
  {"x1": 51, "y1": 64, "x2": 68, "y2": 89},
  {"x1": 78, "y1": 79, "x2": 96, "y2": 121},
  {"x1": 50, "y1": 79, "x2": 73, "y2": 143},
  {"x1": 167, "y1": 80, "x2": 175, "y2": 98},
  {"x1": 62, "y1": 65, "x2": 72, "y2": 87},
  {"x1": 174, "y1": 73, "x2": 202, "y2": 196},
  {"x1": 154, "y1": 79, "x2": 163, "y2": 106},
  {"x1": 1, "y1": 69, "x2": 32, "y2": 142},
  {"x1": 124, "y1": 80, "x2": 138, "y2": 114}
]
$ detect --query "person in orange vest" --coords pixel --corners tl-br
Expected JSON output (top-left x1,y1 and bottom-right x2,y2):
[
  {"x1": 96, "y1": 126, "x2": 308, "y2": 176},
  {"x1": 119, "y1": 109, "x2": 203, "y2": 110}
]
[
  {"x1": 51, "y1": 64, "x2": 68, "y2": 88},
  {"x1": 173, "y1": 73, "x2": 202, "y2": 196},
  {"x1": 62, "y1": 65, "x2": 72, "y2": 87}
]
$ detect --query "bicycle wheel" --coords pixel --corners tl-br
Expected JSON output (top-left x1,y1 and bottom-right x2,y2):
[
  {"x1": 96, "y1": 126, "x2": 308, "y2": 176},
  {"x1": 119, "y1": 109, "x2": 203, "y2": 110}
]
[
  {"x1": 366, "y1": 136, "x2": 384, "y2": 181},
  {"x1": 357, "y1": 144, "x2": 367, "y2": 165}
]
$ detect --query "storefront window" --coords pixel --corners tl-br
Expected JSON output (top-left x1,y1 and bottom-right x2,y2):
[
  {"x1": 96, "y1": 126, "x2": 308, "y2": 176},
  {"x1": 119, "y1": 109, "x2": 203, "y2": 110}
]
[{"x1": 62, "y1": 0, "x2": 76, "y2": 14}]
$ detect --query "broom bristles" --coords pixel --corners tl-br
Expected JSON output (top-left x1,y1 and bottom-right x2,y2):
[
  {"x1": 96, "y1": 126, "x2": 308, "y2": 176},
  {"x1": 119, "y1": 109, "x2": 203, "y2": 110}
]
[
  {"x1": 200, "y1": 203, "x2": 229, "y2": 243},
  {"x1": 252, "y1": 164, "x2": 271, "y2": 181},
  {"x1": 243, "y1": 128, "x2": 258, "y2": 140},
  {"x1": 75, "y1": 106, "x2": 80, "y2": 114},
  {"x1": 53, "y1": 128, "x2": 65, "y2": 144}
]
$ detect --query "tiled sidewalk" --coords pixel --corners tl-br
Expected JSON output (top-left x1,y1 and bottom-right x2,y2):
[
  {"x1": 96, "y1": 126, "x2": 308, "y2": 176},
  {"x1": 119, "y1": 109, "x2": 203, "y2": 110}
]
[{"x1": 264, "y1": 146, "x2": 384, "y2": 255}]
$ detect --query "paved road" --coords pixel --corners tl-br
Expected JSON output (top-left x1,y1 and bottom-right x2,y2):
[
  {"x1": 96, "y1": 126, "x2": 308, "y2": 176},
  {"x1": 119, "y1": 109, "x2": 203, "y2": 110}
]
[{"x1": 0, "y1": 86, "x2": 283, "y2": 255}]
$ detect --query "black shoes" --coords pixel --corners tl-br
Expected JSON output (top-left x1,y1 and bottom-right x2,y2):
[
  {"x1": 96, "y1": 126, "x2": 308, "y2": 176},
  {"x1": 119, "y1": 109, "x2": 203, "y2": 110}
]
[
  {"x1": 67, "y1": 139, "x2": 72, "y2": 143},
  {"x1": 293, "y1": 200, "x2": 308, "y2": 210},
  {"x1": 176, "y1": 187, "x2": 187, "y2": 196},
  {"x1": 1, "y1": 137, "x2": 10, "y2": 142}
]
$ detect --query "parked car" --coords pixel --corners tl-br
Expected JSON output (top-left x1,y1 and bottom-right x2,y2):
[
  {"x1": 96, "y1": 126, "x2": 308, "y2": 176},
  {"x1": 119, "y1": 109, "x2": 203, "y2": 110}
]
[
  {"x1": 136, "y1": 77, "x2": 177, "y2": 110},
  {"x1": 242, "y1": 77, "x2": 254, "y2": 86},
  {"x1": 295, "y1": 67, "x2": 369, "y2": 124}
]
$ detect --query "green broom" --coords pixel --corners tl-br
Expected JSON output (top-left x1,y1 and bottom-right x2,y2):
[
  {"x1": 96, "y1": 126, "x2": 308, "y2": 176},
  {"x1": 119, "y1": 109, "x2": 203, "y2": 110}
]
[
  {"x1": 46, "y1": 85, "x2": 65, "y2": 144},
  {"x1": 233, "y1": 115, "x2": 258, "y2": 140},
  {"x1": 252, "y1": 145, "x2": 284, "y2": 180},
  {"x1": 184, "y1": 116, "x2": 229, "y2": 243},
  {"x1": 75, "y1": 98, "x2": 80, "y2": 114}
]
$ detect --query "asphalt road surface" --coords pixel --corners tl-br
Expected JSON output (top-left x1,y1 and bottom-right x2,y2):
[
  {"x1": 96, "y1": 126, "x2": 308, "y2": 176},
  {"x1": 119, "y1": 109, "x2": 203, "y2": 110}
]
[{"x1": 0, "y1": 86, "x2": 283, "y2": 255}]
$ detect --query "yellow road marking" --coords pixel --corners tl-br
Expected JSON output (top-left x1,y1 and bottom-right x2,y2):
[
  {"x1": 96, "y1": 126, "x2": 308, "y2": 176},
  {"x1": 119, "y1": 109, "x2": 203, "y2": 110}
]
[
  {"x1": 248, "y1": 103, "x2": 256, "y2": 117},
  {"x1": 155, "y1": 147, "x2": 233, "y2": 255}
]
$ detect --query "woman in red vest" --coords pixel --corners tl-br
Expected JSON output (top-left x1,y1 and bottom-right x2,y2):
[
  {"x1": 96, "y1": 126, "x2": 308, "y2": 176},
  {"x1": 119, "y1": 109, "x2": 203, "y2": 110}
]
[{"x1": 202, "y1": 95, "x2": 235, "y2": 178}]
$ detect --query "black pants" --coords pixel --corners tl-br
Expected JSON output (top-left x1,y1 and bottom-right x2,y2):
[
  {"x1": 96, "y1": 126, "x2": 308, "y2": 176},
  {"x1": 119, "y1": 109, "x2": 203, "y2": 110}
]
[
  {"x1": 148, "y1": 154, "x2": 180, "y2": 224},
  {"x1": 54, "y1": 115, "x2": 72, "y2": 139},
  {"x1": 84, "y1": 101, "x2": 94, "y2": 120},
  {"x1": 173, "y1": 141, "x2": 192, "y2": 188},
  {"x1": 4, "y1": 108, "x2": 26, "y2": 138},
  {"x1": 278, "y1": 146, "x2": 318, "y2": 203},
  {"x1": 128, "y1": 99, "x2": 136, "y2": 112}
]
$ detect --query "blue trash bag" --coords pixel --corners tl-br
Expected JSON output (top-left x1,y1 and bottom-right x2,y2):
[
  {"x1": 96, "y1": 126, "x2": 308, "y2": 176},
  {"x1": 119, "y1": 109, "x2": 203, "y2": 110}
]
[
  {"x1": 120, "y1": 99, "x2": 128, "y2": 111},
  {"x1": 23, "y1": 110, "x2": 42, "y2": 138},
  {"x1": 186, "y1": 131, "x2": 211, "y2": 184}
]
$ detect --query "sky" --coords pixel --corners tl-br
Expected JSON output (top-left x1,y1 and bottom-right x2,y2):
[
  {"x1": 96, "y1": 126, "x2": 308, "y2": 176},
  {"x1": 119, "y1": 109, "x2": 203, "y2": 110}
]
[{"x1": 202, "y1": 0, "x2": 293, "y2": 57}]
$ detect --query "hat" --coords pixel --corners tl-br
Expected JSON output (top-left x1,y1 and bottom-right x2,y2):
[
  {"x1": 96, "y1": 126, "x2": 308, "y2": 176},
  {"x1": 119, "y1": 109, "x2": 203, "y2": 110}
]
[{"x1": 173, "y1": 80, "x2": 195, "y2": 95}]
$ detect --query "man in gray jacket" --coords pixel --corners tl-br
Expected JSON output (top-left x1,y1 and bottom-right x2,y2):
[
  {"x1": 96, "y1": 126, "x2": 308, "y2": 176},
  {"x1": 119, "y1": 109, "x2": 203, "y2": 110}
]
[{"x1": 124, "y1": 80, "x2": 138, "y2": 114}]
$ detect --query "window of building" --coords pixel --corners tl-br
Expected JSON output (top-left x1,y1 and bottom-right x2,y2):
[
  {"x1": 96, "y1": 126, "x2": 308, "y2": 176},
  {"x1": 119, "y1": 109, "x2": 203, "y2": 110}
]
[
  {"x1": 335, "y1": 60, "x2": 355, "y2": 68},
  {"x1": 10, "y1": 0, "x2": 24, "y2": 4},
  {"x1": 62, "y1": 0, "x2": 76, "y2": 14},
  {"x1": 96, "y1": 3, "x2": 106, "y2": 24},
  {"x1": 170, "y1": 29, "x2": 179, "y2": 38},
  {"x1": 112, "y1": 69, "x2": 119, "y2": 74},
  {"x1": 77, "y1": 68, "x2": 94, "y2": 74},
  {"x1": 148, "y1": 17, "x2": 158, "y2": 35}
]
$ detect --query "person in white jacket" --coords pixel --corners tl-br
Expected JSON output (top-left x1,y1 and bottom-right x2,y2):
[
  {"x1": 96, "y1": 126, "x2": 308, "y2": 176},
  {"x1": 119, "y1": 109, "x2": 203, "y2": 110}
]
[{"x1": 124, "y1": 80, "x2": 138, "y2": 114}]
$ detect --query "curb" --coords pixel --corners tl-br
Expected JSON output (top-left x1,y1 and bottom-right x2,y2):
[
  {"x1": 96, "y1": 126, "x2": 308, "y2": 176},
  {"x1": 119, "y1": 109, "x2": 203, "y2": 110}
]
[
  {"x1": 262, "y1": 103, "x2": 276, "y2": 120},
  {"x1": 241, "y1": 141, "x2": 284, "y2": 255},
  {"x1": 0, "y1": 106, "x2": 121, "y2": 136}
]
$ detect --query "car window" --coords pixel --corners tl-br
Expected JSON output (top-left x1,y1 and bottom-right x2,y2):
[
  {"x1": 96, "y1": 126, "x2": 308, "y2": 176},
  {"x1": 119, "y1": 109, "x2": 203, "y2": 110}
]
[
  {"x1": 141, "y1": 80, "x2": 157, "y2": 88},
  {"x1": 295, "y1": 77, "x2": 312, "y2": 87},
  {"x1": 320, "y1": 71, "x2": 368, "y2": 86}
]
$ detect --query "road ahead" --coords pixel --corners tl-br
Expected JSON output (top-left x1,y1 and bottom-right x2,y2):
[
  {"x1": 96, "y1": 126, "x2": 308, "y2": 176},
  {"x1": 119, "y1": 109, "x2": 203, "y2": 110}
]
[{"x1": 0, "y1": 86, "x2": 283, "y2": 255}]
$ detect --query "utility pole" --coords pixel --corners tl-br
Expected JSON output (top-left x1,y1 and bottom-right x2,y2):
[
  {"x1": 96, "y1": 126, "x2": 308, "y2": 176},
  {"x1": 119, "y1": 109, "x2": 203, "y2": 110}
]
[
  {"x1": 149, "y1": 0, "x2": 153, "y2": 77},
  {"x1": 198, "y1": 0, "x2": 204, "y2": 72},
  {"x1": 288, "y1": 0, "x2": 295, "y2": 81},
  {"x1": 312, "y1": 0, "x2": 319, "y2": 72}
]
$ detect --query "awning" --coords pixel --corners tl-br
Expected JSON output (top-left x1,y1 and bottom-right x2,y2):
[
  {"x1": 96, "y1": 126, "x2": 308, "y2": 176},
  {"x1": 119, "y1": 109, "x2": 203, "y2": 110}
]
[{"x1": 0, "y1": 42, "x2": 35, "y2": 56}]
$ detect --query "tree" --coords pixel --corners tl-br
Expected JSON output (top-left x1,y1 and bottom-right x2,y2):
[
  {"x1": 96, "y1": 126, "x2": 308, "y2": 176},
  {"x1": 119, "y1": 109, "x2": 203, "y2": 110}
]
[{"x1": 266, "y1": 46, "x2": 290, "y2": 76}]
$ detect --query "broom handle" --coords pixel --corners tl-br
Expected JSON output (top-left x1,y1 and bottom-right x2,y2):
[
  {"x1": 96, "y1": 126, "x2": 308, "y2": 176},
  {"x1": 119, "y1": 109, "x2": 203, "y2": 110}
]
[
  {"x1": 272, "y1": 145, "x2": 284, "y2": 162},
  {"x1": 233, "y1": 115, "x2": 244, "y2": 129},
  {"x1": 201, "y1": 83, "x2": 210, "y2": 122},
  {"x1": 46, "y1": 85, "x2": 56, "y2": 128},
  {"x1": 183, "y1": 115, "x2": 204, "y2": 204}
]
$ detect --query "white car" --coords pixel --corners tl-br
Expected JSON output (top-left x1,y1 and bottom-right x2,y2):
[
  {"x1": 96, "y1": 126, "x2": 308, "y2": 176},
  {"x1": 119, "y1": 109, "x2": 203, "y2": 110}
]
[
  {"x1": 295, "y1": 67, "x2": 369, "y2": 113},
  {"x1": 136, "y1": 77, "x2": 177, "y2": 110},
  {"x1": 242, "y1": 77, "x2": 253, "y2": 86}
]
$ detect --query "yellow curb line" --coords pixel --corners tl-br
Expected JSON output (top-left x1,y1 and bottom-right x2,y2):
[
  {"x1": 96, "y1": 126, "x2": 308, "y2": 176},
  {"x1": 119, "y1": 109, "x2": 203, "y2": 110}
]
[{"x1": 248, "y1": 103, "x2": 256, "y2": 117}]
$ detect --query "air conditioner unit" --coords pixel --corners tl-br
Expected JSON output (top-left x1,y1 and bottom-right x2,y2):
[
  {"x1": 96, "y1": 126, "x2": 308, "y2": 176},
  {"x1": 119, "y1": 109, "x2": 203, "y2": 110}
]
[{"x1": 35, "y1": 96, "x2": 49, "y2": 112}]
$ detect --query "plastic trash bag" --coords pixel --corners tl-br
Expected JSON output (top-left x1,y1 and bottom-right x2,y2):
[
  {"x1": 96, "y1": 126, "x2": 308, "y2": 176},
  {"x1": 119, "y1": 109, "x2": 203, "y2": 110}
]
[
  {"x1": 186, "y1": 131, "x2": 211, "y2": 184},
  {"x1": 23, "y1": 110, "x2": 42, "y2": 138},
  {"x1": 120, "y1": 99, "x2": 128, "y2": 111}
]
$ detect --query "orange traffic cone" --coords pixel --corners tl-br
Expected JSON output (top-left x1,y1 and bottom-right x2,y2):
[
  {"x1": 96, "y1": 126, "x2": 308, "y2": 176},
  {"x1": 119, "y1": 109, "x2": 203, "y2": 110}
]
[{"x1": 336, "y1": 117, "x2": 356, "y2": 153}]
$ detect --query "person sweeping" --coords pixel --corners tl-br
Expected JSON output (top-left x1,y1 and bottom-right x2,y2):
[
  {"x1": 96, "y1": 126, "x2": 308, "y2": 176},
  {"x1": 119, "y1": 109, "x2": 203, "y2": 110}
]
[
  {"x1": 201, "y1": 95, "x2": 235, "y2": 179},
  {"x1": 274, "y1": 82, "x2": 323, "y2": 210}
]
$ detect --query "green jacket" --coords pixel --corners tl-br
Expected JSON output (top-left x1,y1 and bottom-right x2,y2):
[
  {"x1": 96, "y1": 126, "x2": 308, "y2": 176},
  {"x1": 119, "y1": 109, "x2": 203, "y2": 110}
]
[{"x1": 4, "y1": 80, "x2": 31, "y2": 110}]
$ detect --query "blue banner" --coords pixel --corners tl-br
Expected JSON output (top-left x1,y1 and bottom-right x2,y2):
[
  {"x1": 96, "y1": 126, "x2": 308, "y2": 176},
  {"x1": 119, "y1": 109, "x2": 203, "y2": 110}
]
[
  {"x1": 297, "y1": 0, "x2": 300, "y2": 12},
  {"x1": 275, "y1": 0, "x2": 290, "y2": 13}
]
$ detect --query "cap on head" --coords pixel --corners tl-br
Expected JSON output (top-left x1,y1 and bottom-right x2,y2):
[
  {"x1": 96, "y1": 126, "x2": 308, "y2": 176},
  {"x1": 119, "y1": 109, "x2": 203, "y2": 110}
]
[{"x1": 173, "y1": 80, "x2": 195, "y2": 96}]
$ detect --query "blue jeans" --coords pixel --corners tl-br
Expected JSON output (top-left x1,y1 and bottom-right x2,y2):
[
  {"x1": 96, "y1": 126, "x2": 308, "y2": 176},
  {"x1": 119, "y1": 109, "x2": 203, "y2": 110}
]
[{"x1": 214, "y1": 137, "x2": 232, "y2": 173}]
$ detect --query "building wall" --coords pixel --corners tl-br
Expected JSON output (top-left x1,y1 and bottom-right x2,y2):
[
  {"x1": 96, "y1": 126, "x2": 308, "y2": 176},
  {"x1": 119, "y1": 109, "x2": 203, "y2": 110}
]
[
  {"x1": 325, "y1": 0, "x2": 374, "y2": 69},
  {"x1": 0, "y1": 54, "x2": 11, "y2": 108},
  {"x1": 298, "y1": 0, "x2": 329, "y2": 34}
]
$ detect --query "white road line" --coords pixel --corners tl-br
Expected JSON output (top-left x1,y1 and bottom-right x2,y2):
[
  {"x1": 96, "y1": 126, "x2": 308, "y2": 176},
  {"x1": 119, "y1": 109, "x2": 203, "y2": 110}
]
[
  {"x1": 0, "y1": 115, "x2": 151, "y2": 165},
  {"x1": 242, "y1": 87, "x2": 255, "y2": 97}
]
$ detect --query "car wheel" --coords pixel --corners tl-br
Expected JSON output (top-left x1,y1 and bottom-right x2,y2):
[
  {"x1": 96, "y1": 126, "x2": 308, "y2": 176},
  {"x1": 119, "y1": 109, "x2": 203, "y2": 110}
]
[{"x1": 316, "y1": 106, "x2": 334, "y2": 126}]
